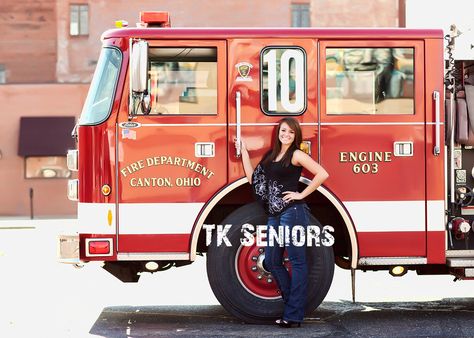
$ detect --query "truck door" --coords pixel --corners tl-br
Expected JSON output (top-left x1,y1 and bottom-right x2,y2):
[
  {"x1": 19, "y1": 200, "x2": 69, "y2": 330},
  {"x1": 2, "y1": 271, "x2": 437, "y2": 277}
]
[
  {"x1": 319, "y1": 40, "x2": 427, "y2": 258},
  {"x1": 117, "y1": 40, "x2": 227, "y2": 257},
  {"x1": 228, "y1": 38, "x2": 318, "y2": 182}
]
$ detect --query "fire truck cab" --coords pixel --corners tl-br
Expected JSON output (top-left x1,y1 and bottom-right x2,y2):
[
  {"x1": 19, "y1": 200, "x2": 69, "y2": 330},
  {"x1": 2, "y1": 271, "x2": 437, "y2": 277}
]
[{"x1": 59, "y1": 12, "x2": 474, "y2": 323}]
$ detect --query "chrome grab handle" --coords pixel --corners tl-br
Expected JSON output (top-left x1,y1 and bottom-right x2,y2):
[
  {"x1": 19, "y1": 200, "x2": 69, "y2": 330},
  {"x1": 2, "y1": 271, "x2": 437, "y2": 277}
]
[
  {"x1": 433, "y1": 91, "x2": 441, "y2": 156},
  {"x1": 235, "y1": 91, "x2": 241, "y2": 158}
]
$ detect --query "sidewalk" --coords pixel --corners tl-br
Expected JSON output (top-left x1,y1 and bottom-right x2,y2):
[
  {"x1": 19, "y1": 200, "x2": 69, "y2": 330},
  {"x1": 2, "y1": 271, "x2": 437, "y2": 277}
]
[{"x1": 0, "y1": 217, "x2": 77, "y2": 229}]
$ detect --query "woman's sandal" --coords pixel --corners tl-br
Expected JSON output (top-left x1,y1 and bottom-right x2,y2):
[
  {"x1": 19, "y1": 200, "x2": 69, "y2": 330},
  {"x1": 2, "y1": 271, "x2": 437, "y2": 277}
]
[{"x1": 275, "y1": 318, "x2": 301, "y2": 328}]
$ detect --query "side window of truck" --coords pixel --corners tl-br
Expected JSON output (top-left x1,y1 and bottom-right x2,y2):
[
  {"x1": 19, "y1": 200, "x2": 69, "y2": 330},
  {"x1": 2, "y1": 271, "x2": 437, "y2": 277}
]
[
  {"x1": 326, "y1": 47, "x2": 414, "y2": 115},
  {"x1": 260, "y1": 47, "x2": 307, "y2": 115},
  {"x1": 147, "y1": 47, "x2": 218, "y2": 115}
]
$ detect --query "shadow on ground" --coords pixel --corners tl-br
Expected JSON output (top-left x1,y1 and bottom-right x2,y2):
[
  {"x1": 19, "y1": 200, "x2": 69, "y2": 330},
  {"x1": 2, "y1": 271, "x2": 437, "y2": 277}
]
[{"x1": 89, "y1": 299, "x2": 474, "y2": 337}]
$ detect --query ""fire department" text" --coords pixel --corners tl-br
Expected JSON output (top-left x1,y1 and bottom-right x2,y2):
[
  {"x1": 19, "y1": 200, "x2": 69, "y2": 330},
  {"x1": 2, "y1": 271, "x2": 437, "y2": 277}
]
[{"x1": 120, "y1": 156, "x2": 215, "y2": 179}]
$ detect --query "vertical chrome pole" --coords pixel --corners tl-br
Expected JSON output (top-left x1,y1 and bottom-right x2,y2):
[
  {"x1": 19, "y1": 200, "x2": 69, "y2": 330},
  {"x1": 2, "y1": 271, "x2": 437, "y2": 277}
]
[
  {"x1": 433, "y1": 91, "x2": 441, "y2": 156},
  {"x1": 450, "y1": 82, "x2": 455, "y2": 203},
  {"x1": 236, "y1": 91, "x2": 242, "y2": 158}
]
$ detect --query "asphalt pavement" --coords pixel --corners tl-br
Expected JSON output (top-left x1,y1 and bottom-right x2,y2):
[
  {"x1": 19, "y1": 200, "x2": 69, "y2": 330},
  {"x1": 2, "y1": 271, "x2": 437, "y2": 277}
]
[
  {"x1": 1, "y1": 219, "x2": 474, "y2": 337},
  {"x1": 87, "y1": 301, "x2": 474, "y2": 337}
]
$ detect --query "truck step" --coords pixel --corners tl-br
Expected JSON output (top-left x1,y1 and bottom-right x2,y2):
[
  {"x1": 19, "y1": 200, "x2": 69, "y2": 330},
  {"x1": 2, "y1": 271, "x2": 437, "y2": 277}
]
[{"x1": 447, "y1": 258, "x2": 474, "y2": 267}]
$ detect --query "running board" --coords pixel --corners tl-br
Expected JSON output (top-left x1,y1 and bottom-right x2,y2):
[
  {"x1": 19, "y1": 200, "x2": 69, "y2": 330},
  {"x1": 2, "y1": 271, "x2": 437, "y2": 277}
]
[{"x1": 446, "y1": 257, "x2": 474, "y2": 267}]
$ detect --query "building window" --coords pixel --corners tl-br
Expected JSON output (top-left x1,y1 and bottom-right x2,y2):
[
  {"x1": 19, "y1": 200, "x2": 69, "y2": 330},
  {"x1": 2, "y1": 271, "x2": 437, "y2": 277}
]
[
  {"x1": 25, "y1": 157, "x2": 71, "y2": 179},
  {"x1": 0, "y1": 64, "x2": 5, "y2": 84},
  {"x1": 70, "y1": 4, "x2": 89, "y2": 36},
  {"x1": 18, "y1": 116, "x2": 76, "y2": 178},
  {"x1": 291, "y1": 3, "x2": 310, "y2": 27}
]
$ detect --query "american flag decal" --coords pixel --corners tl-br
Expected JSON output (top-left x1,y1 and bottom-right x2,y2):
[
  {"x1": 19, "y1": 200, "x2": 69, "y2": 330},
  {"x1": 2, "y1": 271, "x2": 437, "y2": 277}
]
[{"x1": 122, "y1": 128, "x2": 136, "y2": 140}]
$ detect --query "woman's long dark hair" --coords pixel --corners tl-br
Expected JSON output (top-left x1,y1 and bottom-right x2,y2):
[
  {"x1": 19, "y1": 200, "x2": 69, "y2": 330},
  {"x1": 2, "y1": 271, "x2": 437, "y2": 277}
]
[{"x1": 262, "y1": 117, "x2": 302, "y2": 167}]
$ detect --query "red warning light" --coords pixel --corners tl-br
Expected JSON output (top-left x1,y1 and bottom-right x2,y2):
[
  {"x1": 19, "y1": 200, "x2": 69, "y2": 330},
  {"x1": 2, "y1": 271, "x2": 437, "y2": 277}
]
[{"x1": 139, "y1": 12, "x2": 171, "y2": 27}]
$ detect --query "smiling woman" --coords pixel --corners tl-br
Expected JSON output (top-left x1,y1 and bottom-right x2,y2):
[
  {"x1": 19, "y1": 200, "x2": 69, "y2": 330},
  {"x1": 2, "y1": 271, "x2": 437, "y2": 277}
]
[{"x1": 207, "y1": 117, "x2": 333, "y2": 325}]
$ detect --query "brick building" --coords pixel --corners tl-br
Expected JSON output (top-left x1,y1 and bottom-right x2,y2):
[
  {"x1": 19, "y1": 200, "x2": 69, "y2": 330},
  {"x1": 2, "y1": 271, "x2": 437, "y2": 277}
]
[{"x1": 0, "y1": 0, "x2": 405, "y2": 216}]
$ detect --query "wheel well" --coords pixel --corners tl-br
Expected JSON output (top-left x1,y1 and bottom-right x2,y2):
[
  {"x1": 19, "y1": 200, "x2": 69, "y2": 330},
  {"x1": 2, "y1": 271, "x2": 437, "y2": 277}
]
[{"x1": 195, "y1": 180, "x2": 355, "y2": 269}]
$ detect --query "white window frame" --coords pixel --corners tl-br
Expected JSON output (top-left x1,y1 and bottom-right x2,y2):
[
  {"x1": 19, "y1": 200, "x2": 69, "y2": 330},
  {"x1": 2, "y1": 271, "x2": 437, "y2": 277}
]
[
  {"x1": 291, "y1": 3, "x2": 311, "y2": 27},
  {"x1": 0, "y1": 64, "x2": 5, "y2": 84},
  {"x1": 70, "y1": 4, "x2": 89, "y2": 36}
]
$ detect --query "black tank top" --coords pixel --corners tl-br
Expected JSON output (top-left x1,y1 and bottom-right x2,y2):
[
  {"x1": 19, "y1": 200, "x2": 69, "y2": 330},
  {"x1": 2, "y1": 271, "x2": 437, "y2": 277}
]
[{"x1": 252, "y1": 150, "x2": 303, "y2": 216}]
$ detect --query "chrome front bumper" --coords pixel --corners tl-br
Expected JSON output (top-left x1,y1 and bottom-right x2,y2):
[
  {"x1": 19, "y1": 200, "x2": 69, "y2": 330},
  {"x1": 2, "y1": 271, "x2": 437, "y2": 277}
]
[{"x1": 58, "y1": 234, "x2": 81, "y2": 264}]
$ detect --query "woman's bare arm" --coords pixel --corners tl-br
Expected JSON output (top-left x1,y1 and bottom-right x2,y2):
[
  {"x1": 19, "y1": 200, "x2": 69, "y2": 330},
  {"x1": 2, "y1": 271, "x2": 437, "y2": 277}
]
[
  {"x1": 236, "y1": 138, "x2": 254, "y2": 184},
  {"x1": 282, "y1": 149, "x2": 329, "y2": 202}
]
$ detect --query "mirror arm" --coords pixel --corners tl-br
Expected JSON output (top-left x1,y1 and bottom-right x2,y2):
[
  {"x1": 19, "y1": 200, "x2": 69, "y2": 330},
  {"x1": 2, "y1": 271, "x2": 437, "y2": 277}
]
[
  {"x1": 140, "y1": 90, "x2": 151, "y2": 115},
  {"x1": 128, "y1": 91, "x2": 151, "y2": 119}
]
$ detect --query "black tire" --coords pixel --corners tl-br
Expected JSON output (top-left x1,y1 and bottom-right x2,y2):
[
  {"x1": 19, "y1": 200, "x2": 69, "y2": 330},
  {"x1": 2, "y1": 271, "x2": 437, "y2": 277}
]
[{"x1": 206, "y1": 202, "x2": 335, "y2": 324}]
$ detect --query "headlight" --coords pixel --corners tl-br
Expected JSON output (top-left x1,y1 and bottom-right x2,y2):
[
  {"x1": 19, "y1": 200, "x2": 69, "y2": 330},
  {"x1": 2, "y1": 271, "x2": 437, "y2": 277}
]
[
  {"x1": 67, "y1": 179, "x2": 79, "y2": 201},
  {"x1": 67, "y1": 149, "x2": 78, "y2": 171}
]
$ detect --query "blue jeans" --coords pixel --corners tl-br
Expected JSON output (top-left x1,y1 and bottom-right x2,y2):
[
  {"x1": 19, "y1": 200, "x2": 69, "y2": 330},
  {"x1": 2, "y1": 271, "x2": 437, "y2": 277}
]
[{"x1": 265, "y1": 203, "x2": 309, "y2": 322}]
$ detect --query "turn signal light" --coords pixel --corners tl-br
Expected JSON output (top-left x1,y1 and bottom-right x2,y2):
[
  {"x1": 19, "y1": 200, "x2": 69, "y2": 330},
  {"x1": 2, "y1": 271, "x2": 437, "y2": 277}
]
[{"x1": 102, "y1": 184, "x2": 111, "y2": 196}]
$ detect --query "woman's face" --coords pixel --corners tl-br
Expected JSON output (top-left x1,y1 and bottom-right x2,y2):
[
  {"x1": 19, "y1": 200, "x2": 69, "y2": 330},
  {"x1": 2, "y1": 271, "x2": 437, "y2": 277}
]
[{"x1": 278, "y1": 122, "x2": 295, "y2": 147}]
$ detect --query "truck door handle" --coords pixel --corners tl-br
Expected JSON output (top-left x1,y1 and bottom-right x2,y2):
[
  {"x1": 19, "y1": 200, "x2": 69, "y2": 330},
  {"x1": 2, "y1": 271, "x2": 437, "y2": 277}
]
[
  {"x1": 433, "y1": 91, "x2": 441, "y2": 156},
  {"x1": 235, "y1": 91, "x2": 242, "y2": 158}
]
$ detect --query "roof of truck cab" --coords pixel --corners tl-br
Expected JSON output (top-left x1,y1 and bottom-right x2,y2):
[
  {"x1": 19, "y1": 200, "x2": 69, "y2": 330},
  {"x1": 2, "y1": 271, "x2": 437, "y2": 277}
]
[{"x1": 101, "y1": 27, "x2": 444, "y2": 41}]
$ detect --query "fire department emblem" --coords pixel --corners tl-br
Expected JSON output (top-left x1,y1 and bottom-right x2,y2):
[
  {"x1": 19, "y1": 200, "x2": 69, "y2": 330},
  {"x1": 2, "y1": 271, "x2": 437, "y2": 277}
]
[{"x1": 235, "y1": 62, "x2": 253, "y2": 82}]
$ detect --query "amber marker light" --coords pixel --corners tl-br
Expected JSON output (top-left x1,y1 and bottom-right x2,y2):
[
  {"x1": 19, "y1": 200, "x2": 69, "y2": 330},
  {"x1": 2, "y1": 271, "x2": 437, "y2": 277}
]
[
  {"x1": 107, "y1": 210, "x2": 113, "y2": 226},
  {"x1": 115, "y1": 20, "x2": 128, "y2": 28},
  {"x1": 102, "y1": 184, "x2": 111, "y2": 196},
  {"x1": 300, "y1": 141, "x2": 312, "y2": 155}
]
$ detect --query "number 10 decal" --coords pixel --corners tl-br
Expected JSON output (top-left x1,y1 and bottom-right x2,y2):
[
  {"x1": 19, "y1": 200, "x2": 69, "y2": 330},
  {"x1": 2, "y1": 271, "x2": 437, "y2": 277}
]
[{"x1": 261, "y1": 47, "x2": 306, "y2": 114}]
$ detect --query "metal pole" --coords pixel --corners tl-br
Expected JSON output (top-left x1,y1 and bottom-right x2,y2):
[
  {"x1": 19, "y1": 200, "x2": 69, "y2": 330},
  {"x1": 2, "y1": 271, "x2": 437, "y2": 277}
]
[{"x1": 29, "y1": 188, "x2": 34, "y2": 219}]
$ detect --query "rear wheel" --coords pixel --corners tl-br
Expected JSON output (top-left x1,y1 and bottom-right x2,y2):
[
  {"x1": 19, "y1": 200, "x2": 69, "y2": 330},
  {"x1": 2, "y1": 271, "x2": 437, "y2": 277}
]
[{"x1": 206, "y1": 202, "x2": 334, "y2": 324}]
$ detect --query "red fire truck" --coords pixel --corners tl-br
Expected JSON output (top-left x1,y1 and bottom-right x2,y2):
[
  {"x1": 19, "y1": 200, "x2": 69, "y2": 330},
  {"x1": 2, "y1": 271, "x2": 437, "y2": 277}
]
[{"x1": 59, "y1": 12, "x2": 474, "y2": 323}]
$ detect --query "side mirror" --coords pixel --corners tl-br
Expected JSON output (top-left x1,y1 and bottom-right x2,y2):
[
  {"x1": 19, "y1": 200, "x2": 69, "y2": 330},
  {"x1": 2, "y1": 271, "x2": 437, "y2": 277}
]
[
  {"x1": 129, "y1": 40, "x2": 151, "y2": 117},
  {"x1": 131, "y1": 40, "x2": 148, "y2": 93}
]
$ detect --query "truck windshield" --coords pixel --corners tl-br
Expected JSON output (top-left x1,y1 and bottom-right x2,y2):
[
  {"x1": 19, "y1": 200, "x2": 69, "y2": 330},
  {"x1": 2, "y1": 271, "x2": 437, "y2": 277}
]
[{"x1": 79, "y1": 47, "x2": 122, "y2": 125}]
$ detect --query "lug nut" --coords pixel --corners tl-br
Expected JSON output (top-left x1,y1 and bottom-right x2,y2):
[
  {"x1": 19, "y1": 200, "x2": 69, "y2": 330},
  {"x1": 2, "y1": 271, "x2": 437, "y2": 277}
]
[
  {"x1": 252, "y1": 256, "x2": 258, "y2": 261},
  {"x1": 258, "y1": 248, "x2": 264, "y2": 253},
  {"x1": 257, "y1": 275, "x2": 262, "y2": 280},
  {"x1": 251, "y1": 266, "x2": 257, "y2": 271},
  {"x1": 267, "y1": 278, "x2": 273, "y2": 283}
]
